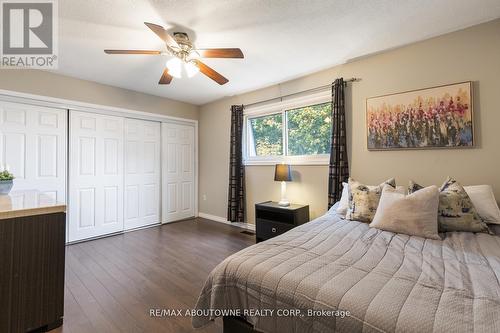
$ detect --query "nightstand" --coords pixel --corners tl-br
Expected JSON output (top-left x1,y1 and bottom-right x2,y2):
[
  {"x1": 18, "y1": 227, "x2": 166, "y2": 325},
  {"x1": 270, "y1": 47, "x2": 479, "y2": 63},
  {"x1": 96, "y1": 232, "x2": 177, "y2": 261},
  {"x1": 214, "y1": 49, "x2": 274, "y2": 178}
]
[{"x1": 255, "y1": 201, "x2": 310, "y2": 243}]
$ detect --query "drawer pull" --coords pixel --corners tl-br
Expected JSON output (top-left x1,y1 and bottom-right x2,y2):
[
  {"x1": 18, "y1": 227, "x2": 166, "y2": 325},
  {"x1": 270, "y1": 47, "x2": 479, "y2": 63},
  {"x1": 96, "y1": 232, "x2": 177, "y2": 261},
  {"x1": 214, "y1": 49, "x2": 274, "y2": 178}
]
[{"x1": 271, "y1": 227, "x2": 277, "y2": 233}]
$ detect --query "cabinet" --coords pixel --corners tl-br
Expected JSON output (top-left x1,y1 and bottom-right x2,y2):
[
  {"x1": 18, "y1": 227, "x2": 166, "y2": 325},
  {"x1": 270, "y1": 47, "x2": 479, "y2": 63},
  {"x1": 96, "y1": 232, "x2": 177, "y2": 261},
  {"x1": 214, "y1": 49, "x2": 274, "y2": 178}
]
[
  {"x1": 255, "y1": 201, "x2": 309, "y2": 243},
  {"x1": 0, "y1": 212, "x2": 66, "y2": 332}
]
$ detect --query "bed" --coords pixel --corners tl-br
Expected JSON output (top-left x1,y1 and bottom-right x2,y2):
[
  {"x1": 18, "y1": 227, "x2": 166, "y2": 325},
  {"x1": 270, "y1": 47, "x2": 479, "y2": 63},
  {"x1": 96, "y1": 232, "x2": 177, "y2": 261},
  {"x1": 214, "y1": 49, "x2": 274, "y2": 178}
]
[{"x1": 192, "y1": 205, "x2": 500, "y2": 333}]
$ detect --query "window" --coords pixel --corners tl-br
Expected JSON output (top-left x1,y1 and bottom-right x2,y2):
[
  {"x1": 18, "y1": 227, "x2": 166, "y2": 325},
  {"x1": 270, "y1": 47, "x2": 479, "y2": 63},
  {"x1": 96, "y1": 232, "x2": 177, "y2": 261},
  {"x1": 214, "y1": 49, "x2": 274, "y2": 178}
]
[
  {"x1": 287, "y1": 103, "x2": 331, "y2": 156},
  {"x1": 248, "y1": 113, "x2": 283, "y2": 157},
  {"x1": 244, "y1": 93, "x2": 332, "y2": 165}
]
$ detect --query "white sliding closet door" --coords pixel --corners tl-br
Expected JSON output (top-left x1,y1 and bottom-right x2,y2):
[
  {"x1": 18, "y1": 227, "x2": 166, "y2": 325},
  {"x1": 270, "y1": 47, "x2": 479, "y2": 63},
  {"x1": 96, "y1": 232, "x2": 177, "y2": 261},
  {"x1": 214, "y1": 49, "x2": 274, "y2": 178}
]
[
  {"x1": 69, "y1": 111, "x2": 124, "y2": 242},
  {"x1": 162, "y1": 122, "x2": 195, "y2": 223},
  {"x1": 124, "y1": 118, "x2": 161, "y2": 230},
  {"x1": 0, "y1": 101, "x2": 66, "y2": 201}
]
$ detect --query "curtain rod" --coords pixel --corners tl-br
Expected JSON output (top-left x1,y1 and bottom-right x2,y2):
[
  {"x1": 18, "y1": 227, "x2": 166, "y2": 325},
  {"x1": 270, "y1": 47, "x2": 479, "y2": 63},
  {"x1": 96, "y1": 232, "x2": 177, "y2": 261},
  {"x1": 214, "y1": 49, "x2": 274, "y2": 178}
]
[{"x1": 243, "y1": 77, "x2": 360, "y2": 109}]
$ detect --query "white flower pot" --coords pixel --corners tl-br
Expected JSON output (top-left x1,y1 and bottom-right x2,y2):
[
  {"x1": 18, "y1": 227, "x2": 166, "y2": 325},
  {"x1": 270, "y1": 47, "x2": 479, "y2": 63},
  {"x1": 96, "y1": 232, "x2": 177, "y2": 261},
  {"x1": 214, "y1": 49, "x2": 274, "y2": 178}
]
[{"x1": 0, "y1": 180, "x2": 13, "y2": 194}]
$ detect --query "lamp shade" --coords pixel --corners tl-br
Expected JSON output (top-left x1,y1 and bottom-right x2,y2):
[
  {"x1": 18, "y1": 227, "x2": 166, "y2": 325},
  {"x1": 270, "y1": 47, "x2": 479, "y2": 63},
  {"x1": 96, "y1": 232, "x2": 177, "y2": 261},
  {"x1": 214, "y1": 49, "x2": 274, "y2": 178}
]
[{"x1": 274, "y1": 164, "x2": 292, "y2": 182}]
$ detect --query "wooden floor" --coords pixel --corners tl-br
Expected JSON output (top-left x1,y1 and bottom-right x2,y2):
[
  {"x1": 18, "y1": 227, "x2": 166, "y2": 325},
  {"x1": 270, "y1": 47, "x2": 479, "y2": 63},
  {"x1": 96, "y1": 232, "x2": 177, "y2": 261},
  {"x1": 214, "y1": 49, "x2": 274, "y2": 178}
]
[{"x1": 49, "y1": 218, "x2": 254, "y2": 333}]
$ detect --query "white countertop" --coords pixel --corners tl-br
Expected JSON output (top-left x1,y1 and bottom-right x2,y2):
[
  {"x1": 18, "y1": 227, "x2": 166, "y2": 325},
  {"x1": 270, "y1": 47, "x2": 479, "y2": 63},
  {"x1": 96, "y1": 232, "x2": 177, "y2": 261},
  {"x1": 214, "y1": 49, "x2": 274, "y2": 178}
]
[{"x1": 0, "y1": 190, "x2": 66, "y2": 220}]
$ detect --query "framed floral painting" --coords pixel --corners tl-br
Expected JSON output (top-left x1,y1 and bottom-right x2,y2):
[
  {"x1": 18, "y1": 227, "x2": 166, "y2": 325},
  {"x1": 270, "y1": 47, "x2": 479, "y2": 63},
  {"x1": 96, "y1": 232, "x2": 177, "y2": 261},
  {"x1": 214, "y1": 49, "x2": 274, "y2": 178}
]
[{"x1": 366, "y1": 81, "x2": 473, "y2": 150}]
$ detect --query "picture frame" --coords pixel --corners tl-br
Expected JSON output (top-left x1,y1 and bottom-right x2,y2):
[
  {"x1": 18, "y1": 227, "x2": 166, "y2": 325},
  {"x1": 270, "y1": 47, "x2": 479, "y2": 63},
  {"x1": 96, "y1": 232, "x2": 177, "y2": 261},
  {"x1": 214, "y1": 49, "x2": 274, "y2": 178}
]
[{"x1": 366, "y1": 81, "x2": 474, "y2": 150}]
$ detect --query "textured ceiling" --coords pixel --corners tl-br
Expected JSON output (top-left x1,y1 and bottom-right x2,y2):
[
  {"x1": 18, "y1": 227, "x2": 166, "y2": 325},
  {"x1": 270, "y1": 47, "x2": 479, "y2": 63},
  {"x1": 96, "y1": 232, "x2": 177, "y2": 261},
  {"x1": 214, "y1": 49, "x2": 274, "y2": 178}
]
[{"x1": 54, "y1": 0, "x2": 500, "y2": 105}]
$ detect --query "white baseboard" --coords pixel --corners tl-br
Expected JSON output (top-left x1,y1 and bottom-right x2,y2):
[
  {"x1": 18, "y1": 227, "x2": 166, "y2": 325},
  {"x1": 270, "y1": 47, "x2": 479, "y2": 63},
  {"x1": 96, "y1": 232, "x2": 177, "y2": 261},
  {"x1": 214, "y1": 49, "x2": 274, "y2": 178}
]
[
  {"x1": 198, "y1": 212, "x2": 256, "y2": 231},
  {"x1": 198, "y1": 212, "x2": 228, "y2": 223}
]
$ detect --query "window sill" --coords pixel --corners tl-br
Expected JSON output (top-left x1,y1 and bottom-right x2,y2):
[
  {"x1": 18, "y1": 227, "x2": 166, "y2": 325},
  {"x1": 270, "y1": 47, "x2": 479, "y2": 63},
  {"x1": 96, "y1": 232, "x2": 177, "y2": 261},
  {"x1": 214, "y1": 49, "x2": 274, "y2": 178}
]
[{"x1": 244, "y1": 158, "x2": 330, "y2": 166}]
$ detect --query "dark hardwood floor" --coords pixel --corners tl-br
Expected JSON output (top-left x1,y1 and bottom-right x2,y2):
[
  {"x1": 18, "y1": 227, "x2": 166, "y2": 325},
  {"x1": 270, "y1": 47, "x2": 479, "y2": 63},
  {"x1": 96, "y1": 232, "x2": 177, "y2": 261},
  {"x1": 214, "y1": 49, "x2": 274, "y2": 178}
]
[{"x1": 49, "y1": 218, "x2": 254, "y2": 333}]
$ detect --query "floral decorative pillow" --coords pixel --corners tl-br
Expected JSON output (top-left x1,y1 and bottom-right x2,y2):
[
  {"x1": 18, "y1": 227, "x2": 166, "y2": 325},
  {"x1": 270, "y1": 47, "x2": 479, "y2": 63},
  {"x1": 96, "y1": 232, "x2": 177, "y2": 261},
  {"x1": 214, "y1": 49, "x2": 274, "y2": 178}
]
[
  {"x1": 346, "y1": 178, "x2": 396, "y2": 223},
  {"x1": 408, "y1": 180, "x2": 424, "y2": 194},
  {"x1": 408, "y1": 177, "x2": 491, "y2": 234}
]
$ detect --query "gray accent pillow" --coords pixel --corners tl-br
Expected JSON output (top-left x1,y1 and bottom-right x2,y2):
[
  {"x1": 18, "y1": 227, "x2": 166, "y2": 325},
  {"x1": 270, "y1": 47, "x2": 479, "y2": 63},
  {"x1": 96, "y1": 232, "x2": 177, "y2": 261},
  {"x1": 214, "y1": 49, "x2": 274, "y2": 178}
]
[
  {"x1": 408, "y1": 177, "x2": 491, "y2": 234},
  {"x1": 370, "y1": 185, "x2": 441, "y2": 239},
  {"x1": 346, "y1": 177, "x2": 396, "y2": 223}
]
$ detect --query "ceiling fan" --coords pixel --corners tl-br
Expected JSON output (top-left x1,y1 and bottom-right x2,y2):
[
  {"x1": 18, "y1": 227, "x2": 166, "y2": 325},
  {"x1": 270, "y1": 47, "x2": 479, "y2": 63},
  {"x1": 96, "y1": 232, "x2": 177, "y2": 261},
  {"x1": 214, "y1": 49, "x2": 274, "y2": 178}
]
[{"x1": 104, "y1": 22, "x2": 244, "y2": 85}]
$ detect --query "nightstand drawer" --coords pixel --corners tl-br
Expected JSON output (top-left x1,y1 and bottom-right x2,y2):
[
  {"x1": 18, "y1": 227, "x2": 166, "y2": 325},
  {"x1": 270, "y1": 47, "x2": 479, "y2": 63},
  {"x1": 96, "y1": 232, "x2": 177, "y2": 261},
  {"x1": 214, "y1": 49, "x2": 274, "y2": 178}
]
[
  {"x1": 256, "y1": 219, "x2": 294, "y2": 242},
  {"x1": 256, "y1": 209, "x2": 295, "y2": 224}
]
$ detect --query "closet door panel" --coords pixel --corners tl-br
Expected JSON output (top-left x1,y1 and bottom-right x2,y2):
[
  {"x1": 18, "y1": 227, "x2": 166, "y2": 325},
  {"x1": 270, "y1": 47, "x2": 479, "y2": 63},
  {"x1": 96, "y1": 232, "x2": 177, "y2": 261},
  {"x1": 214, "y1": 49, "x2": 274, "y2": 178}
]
[
  {"x1": 69, "y1": 111, "x2": 124, "y2": 242},
  {"x1": 180, "y1": 130, "x2": 194, "y2": 215},
  {"x1": 126, "y1": 185, "x2": 140, "y2": 219},
  {"x1": 78, "y1": 188, "x2": 96, "y2": 228},
  {"x1": 3, "y1": 133, "x2": 25, "y2": 178},
  {"x1": 37, "y1": 134, "x2": 57, "y2": 177},
  {"x1": 166, "y1": 183, "x2": 177, "y2": 214},
  {"x1": 143, "y1": 183, "x2": 157, "y2": 216},
  {"x1": 104, "y1": 186, "x2": 119, "y2": 224},
  {"x1": 0, "y1": 101, "x2": 66, "y2": 202},
  {"x1": 162, "y1": 123, "x2": 195, "y2": 223},
  {"x1": 124, "y1": 118, "x2": 161, "y2": 230}
]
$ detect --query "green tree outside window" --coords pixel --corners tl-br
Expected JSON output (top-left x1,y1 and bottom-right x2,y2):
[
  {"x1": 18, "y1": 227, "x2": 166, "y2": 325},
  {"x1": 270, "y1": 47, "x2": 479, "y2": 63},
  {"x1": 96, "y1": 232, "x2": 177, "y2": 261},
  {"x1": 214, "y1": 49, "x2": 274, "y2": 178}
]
[
  {"x1": 248, "y1": 102, "x2": 332, "y2": 157},
  {"x1": 287, "y1": 102, "x2": 331, "y2": 155},
  {"x1": 249, "y1": 113, "x2": 283, "y2": 156}
]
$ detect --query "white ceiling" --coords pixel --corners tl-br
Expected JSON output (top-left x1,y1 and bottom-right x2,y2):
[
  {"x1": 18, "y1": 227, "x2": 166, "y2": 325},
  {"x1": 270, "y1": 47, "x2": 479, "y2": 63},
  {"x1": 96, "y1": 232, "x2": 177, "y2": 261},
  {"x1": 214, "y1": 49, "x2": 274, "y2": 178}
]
[{"x1": 55, "y1": 0, "x2": 500, "y2": 105}]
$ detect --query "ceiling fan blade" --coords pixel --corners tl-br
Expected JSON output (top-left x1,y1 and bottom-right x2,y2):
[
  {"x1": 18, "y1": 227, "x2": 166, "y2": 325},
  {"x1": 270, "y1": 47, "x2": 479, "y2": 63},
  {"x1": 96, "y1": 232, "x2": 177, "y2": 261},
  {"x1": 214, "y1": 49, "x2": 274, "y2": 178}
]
[
  {"x1": 159, "y1": 69, "x2": 173, "y2": 84},
  {"x1": 194, "y1": 60, "x2": 229, "y2": 85},
  {"x1": 144, "y1": 22, "x2": 180, "y2": 49},
  {"x1": 104, "y1": 49, "x2": 161, "y2": 55},
  {"x1": 196, "y1": 48, "x2": 244, "y2": 58}
]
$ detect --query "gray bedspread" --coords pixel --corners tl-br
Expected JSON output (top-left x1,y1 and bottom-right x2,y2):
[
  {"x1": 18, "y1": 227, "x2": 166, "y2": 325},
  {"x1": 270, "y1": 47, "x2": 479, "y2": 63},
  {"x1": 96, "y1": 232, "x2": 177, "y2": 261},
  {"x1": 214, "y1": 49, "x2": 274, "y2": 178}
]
[{"x1": 192, "y1": 212, "x2": 500, "y2": 333}]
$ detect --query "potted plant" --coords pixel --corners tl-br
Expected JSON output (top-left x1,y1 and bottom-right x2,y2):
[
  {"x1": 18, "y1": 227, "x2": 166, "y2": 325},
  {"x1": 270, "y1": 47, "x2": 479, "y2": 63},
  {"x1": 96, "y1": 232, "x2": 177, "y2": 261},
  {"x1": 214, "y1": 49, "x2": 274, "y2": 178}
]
[{"x1": 0, "y1": 169, "x2": 14, "y2": 194}]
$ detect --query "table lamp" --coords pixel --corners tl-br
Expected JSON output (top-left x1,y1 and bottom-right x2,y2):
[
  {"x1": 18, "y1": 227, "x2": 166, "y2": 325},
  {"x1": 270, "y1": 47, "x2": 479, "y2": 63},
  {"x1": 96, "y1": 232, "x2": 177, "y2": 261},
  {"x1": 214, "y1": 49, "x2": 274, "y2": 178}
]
[{"x1": 274, "y1": 164, "x2": 292, "y2": 207}]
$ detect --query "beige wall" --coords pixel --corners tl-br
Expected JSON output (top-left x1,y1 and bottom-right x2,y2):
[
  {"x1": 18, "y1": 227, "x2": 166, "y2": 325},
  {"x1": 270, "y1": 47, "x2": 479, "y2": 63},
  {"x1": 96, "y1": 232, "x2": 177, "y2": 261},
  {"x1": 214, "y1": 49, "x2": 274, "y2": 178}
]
[
  {"x1": 199, "y1": 19, "x2": 500, "y2": 224},
  {"x1": 0, "y1": 70, "x2": 199, "y2": 120}
]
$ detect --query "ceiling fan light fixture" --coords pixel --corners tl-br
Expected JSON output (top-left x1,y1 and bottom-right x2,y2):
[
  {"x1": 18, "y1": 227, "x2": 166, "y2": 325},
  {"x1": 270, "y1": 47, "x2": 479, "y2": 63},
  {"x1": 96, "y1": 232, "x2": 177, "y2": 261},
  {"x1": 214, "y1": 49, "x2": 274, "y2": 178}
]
[
  {"x1": 106, "y1": 22, "x2": 242, "y2": 85},
  {"x1": 185, "y1": 61, "x2": 200, "y2": 78},
  {"x1": 166, "y1": 57, "x2": 182, "y2": 78},
  {"x1": 188, "y1": 50, "x2": 201, "y2": 60}
]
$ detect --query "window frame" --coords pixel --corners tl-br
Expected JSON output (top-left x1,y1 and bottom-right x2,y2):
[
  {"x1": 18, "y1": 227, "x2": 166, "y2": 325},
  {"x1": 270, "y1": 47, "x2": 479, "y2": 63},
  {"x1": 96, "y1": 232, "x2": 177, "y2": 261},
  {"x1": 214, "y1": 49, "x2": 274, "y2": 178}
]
[{"x1": 243, "y1": 91, "x2": 332, "y2": 166}]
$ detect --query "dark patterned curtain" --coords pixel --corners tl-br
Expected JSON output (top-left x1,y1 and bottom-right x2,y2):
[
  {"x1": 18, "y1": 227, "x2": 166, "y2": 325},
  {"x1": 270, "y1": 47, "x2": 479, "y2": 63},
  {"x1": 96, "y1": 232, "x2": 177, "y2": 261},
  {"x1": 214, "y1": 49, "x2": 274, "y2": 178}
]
[
  {"x1": 328, "y1": 78, "x2": 349, "y2": 208},
  {"x1": 227, "y1": 105, "x2": 245, "y2": 222}
]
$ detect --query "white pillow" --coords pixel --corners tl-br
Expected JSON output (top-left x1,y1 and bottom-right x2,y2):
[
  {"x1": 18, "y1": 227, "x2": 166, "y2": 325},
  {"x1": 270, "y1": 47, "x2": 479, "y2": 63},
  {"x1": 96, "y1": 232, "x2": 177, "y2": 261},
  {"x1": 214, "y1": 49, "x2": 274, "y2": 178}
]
[
  {"x1": 335, "y1": 182, "x2": 349, "y2": 217},
  {"x1": 369, "y1": 185, "x2": 440, "y2": 239},
  {"x1": 327, "y1": 202, "x2": 340, "y2": 215},
  {"x1": 464, "y1": 185, "x2": 500, "y2": 224}
]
